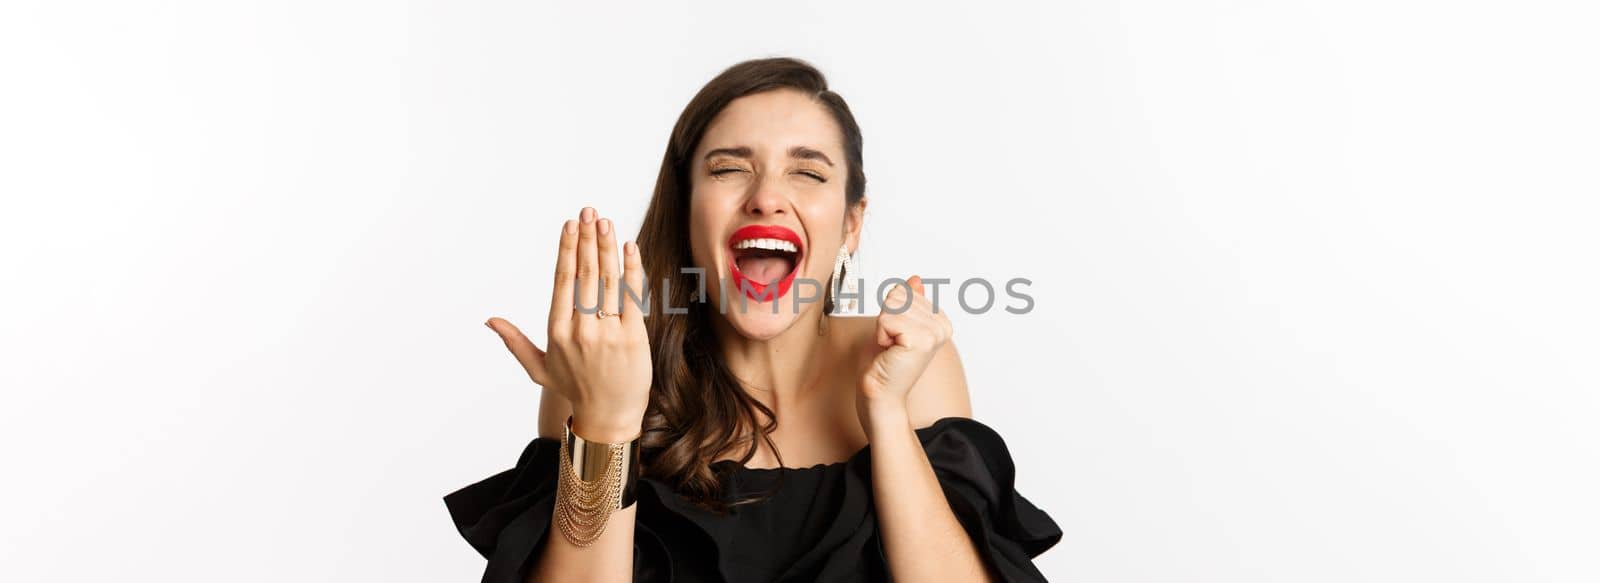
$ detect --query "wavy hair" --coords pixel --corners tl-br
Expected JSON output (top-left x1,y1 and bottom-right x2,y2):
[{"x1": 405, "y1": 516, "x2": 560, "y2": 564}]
[{"x1": 633, "y1": 57, "x2": 867, "y2": 511}]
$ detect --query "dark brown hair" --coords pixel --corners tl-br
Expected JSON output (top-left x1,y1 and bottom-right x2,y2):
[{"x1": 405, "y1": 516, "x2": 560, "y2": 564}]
[{"x1": 633, "y1": 57, "x2": 867, "y2": 511}]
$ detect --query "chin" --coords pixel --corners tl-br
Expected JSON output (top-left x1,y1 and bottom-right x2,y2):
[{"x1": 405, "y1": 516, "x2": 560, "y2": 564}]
[{"x1": 718, "y1": 306, "x2": 803, "y2": 340}]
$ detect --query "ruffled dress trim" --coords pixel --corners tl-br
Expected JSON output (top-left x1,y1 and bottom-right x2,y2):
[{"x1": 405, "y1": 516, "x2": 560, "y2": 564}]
[{"x1": 444, "y1": 417, "x2": 1061, "y2": 582}]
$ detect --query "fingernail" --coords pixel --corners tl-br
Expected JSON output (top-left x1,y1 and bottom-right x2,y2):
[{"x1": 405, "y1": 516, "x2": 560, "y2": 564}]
[
  {"x1": 598, "y1": 218, "x2": 611, "y2": 236},
  {"x1": 625, "y1": 241, "x2": 637, "y2": 255},
  {"x1": 581, "y1": 207, "x2": 595, "y2": 223},
  {"x1": 564, "y1": 220, "x2": 576, "y2": 235},
  {"x1": 483, "y1": 320, "x2": 493, "y2": 329}
]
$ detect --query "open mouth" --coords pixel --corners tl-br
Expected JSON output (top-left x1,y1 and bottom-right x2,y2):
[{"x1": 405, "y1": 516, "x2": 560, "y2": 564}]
[{"x1": 727, "y1": 224, "x2": 804, "y2": 303}]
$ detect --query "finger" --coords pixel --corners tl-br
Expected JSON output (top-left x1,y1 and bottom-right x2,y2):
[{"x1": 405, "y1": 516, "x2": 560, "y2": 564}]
[
  {"x1": 486, "y1": 317, "x2": 551, "y2": 386},
  {"x1": 876, "y1": 287, "x2": 908, "y2": 349},
  {"x1": 596, "y1": 217, "x2": 622, "y2": 318},
  {"x1": 876, "y1": 320, "x2": 895, "y2": 348},
  {"x1": 908, "y1": 275, "x2": 925, "y2": 296},
  {"x1": 575, "y1": 207, "x2": 600, "y2": 318},
  {"x1": 906, "y1": 294, "x2": 945, "y2": 342},
  {"x1": 549, "y1": 219, "x2": 578, "y2": 327},
  {"x1": 914, "y1": 285, "x2": 939, "y2": 312},
  {"x1": 621, "y1": 240, "x2": 647, "y2": 329},
  {"x1": 882, "y1": 278, "x2": 914, "y2": 315}
]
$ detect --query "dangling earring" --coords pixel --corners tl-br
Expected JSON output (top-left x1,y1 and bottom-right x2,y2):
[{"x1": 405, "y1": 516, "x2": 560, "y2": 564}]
[{"x1": 829, "y1": 243, "x2": 859, "y2": 315}]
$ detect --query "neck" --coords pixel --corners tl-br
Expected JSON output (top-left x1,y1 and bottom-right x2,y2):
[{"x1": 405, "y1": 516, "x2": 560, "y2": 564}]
[{"x1": 711, "y1": 305, "x2": 833, "y2": 412}]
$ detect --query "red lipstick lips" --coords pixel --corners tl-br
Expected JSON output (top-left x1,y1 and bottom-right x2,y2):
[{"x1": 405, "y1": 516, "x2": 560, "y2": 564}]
[{"x1": 726, "y1": 224, "x2": 804, "y2": 304}]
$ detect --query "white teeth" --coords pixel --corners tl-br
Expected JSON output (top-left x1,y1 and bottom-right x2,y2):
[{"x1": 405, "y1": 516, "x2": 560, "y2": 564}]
[{"x1": 733, "y1": 238, "x2": 798, "y2": 253}]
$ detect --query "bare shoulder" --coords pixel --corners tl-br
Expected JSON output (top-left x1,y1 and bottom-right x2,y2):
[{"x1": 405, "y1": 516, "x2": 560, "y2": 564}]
[
  {"x1": 906, "y1": 339, "x2": 971, "y2": 428},
  {"x1": 831, "y1": 316, "x2": 972, "y2": 429}
]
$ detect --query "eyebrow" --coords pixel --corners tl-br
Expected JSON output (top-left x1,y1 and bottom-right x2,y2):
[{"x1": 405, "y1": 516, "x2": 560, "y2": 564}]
[{"x1": 702, "y1": 146, "x2": 835, "y2": 167}]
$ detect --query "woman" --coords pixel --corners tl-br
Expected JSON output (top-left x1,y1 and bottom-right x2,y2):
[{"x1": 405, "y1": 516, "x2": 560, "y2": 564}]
[{"x1": 445, "y1": 57, "x2": 1060, "y2": 582}]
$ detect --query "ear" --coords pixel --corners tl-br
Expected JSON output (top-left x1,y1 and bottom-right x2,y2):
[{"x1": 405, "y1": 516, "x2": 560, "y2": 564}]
[{"x1": 843, "y1": 197, "x2": 867, "y2": 252}]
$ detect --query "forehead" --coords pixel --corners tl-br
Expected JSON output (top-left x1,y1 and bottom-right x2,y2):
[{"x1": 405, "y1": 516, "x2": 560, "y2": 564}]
[{"x1": 697, "y1": 89, "x2": 843, "y2": 157}]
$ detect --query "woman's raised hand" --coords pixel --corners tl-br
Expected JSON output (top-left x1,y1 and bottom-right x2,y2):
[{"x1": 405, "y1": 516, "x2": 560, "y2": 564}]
[
  {"x1": 486, "y1": 207, "x2": 653, "y2": 443},
  {"x1": 859, "y1": 275, "x2": 953, "y2": 411}
]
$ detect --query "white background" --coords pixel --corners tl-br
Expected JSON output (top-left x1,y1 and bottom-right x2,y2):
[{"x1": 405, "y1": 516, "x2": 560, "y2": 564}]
[{"x1": 2, "y1": 1, "x2": 1597, "y2": 581}]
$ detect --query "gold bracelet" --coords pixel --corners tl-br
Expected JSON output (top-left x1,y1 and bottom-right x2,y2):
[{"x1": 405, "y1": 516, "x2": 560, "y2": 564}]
[{"x1": 554, "y1": 417, "x2": 640, "y2": 547}]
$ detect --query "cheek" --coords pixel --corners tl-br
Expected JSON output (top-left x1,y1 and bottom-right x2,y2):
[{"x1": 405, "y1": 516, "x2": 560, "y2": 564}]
[
  {"x1": 796, "y1": 201, "x2": 849, "y2": 271},
  {"x1": 792, "y1": 183, "x2": 846, "y2": 219},
  {"x1": 686, "y1": 190, "x2": 736, "y2": 265}
]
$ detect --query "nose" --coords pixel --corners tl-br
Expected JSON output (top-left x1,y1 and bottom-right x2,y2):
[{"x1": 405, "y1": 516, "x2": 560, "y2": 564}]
[{"x1": 742, "y1": 176, "x2": 789, "y2": 217}]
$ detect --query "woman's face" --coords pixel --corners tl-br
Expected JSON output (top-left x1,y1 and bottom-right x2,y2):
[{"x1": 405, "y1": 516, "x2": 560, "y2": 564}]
[{"x1": 688, "y1": 88, "x2": 864, "y2": 340}]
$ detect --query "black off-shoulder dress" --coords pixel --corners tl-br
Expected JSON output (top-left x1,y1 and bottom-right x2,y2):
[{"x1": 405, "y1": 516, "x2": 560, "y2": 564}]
[{"x1": 444, "y1": 417, "x2": 1061, "y2": 582}]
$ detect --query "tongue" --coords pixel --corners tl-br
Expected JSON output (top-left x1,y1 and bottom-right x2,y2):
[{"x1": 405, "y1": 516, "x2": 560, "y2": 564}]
[{"x1": 737, "y1": 256, "x2": 794, "y2": 285}]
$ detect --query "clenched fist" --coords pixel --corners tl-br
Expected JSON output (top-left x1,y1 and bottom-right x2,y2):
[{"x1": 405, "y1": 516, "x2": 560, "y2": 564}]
[{"x1": 858, "y1": 275, "x2": 953, "y2": 416}]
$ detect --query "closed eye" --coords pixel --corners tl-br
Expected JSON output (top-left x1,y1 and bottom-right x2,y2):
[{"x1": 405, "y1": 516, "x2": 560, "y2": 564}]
[{"x1": 708, "y1": 167, "x2": 823, "y2": 181}]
